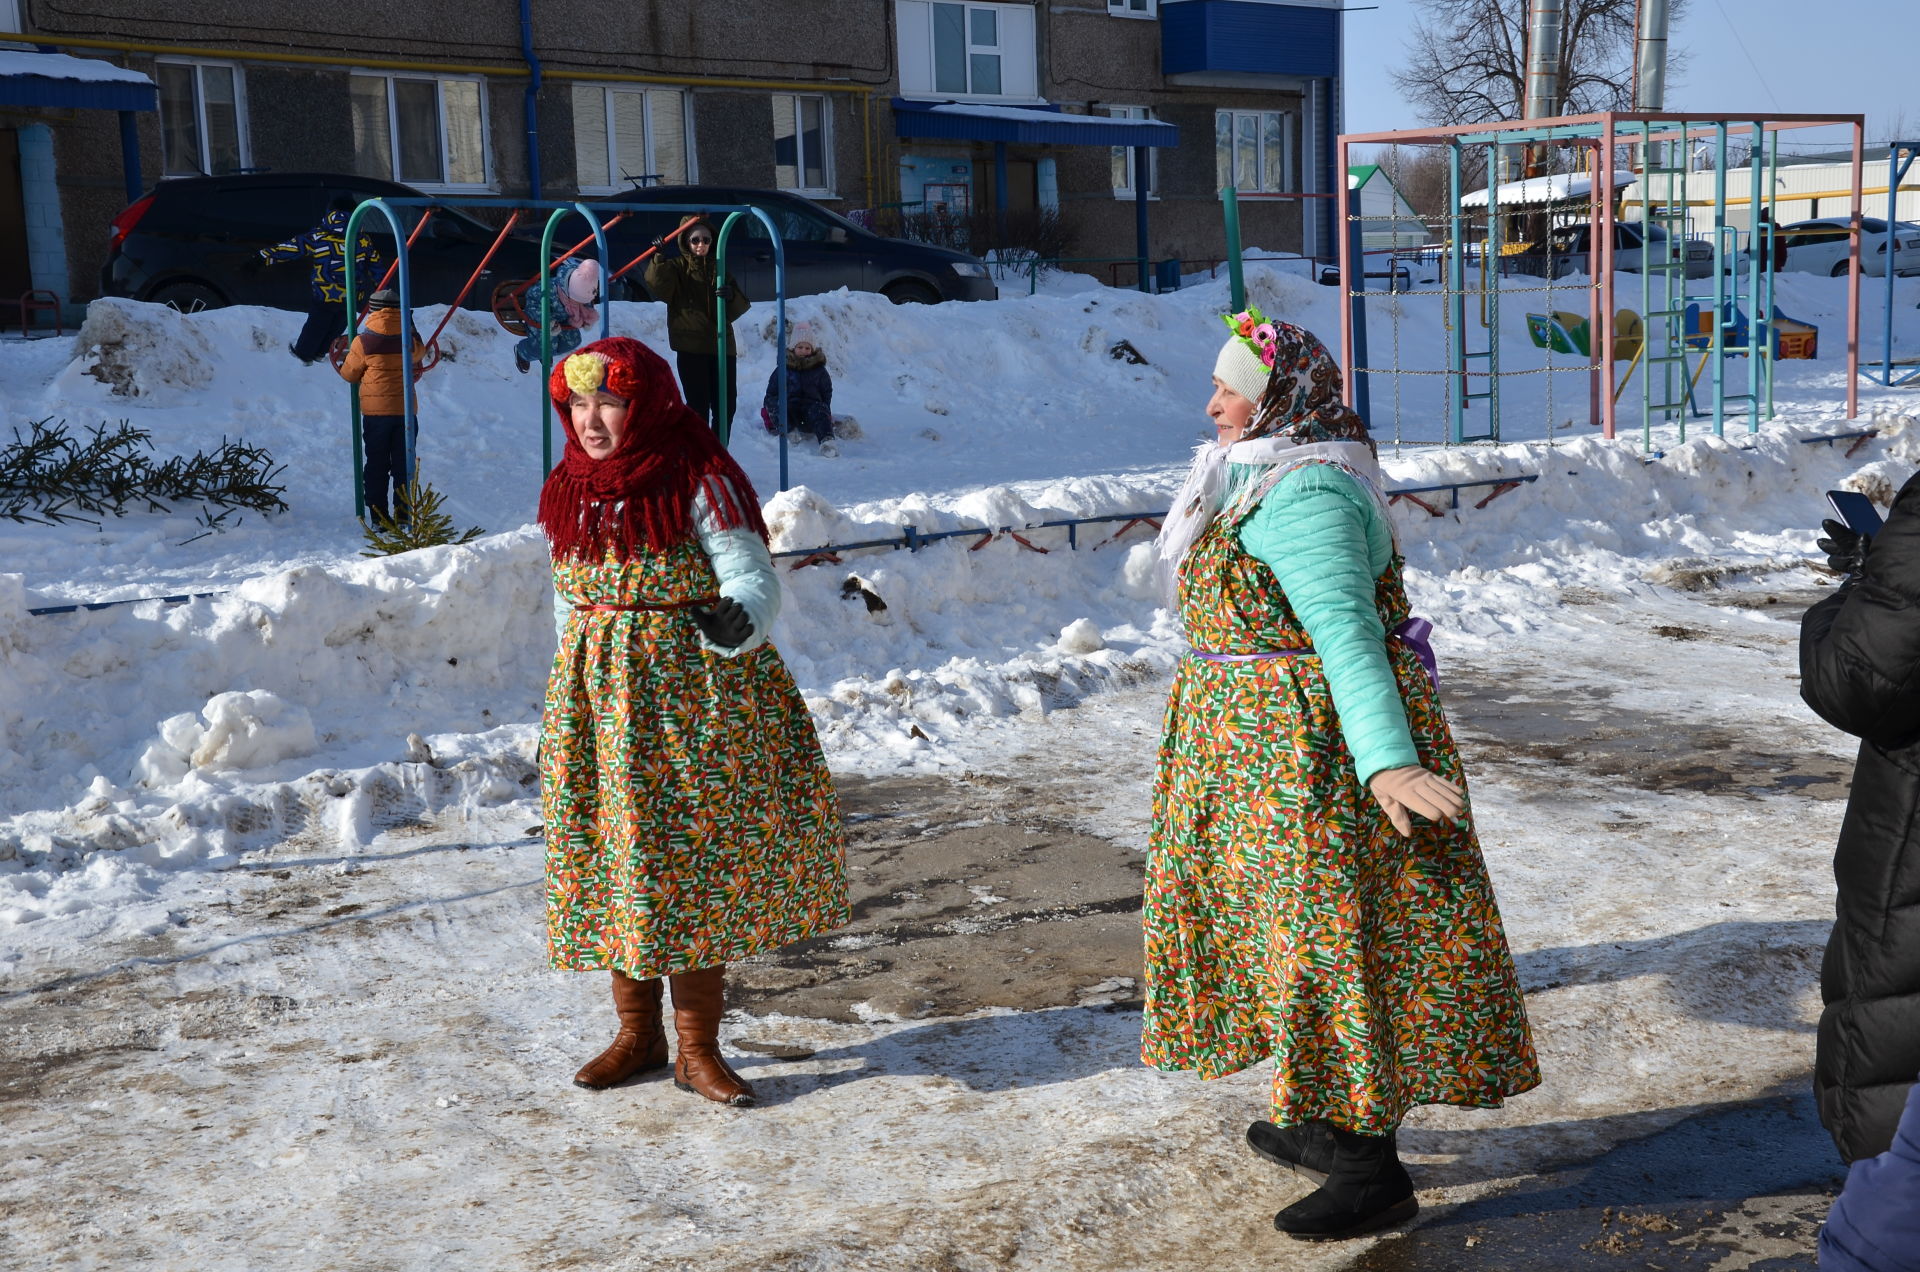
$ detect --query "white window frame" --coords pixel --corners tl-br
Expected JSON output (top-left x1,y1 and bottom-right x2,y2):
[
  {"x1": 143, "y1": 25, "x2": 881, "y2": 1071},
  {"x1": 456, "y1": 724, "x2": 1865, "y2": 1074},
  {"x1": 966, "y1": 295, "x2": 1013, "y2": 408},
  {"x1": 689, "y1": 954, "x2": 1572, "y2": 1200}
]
[
  {"x1": 1216, "y1": 108, "x2": 1300, "y2": 200},
  {"x1": 155, "y1": 58, "x2": 250, "y2": 179},
  {"x1": 1108, "y1": 0, "x2": 1157, "y2": 16},
  {"x1": 899, "y1": 0, "x2": 1039, "y2": 103},
  {"x1": 350, "y1": 70, "x2": 494, "y2": 192},
  {"x1": 1104, "y1": 105, "x2": 1158, "y2": 200},
  {"x1": 572, "y1": 84, "x2": 696, "y2": 194},
  {"x1": 771, "y1": 93, "x2": 835, "y2": 198}
]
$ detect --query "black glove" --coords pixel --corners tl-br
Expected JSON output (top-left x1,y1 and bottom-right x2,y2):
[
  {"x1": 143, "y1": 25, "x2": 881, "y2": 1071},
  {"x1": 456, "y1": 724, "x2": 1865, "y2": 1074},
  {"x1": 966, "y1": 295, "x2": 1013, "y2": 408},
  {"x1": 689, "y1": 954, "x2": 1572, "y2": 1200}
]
[
  {"x1": 690, "y1": 597, "x2": 753, "y2": 649},
  {"x1": 650, "y1": 235, "x2": 665, "y2": 250},
  {"x1": 1817, "y1": 518, "x2": 1870, "y2": 577}
]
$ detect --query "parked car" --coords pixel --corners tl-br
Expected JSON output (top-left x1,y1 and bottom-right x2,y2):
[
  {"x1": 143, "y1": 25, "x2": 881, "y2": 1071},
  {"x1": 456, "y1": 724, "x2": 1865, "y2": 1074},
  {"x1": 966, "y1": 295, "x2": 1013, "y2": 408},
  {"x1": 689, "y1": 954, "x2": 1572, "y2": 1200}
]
[
  {"x1": 101, "y1": 172, "x2": 546, "y2": 312},
  {"x1": 592, "y1": 185, "x2": 995, "y2": 304},
  {"x1": 1517, "y1": 221, "x2": 1717, "y2": 280},
  {"x1": 1745, "y1": 216, "x2": 1920, "y2": 277}
]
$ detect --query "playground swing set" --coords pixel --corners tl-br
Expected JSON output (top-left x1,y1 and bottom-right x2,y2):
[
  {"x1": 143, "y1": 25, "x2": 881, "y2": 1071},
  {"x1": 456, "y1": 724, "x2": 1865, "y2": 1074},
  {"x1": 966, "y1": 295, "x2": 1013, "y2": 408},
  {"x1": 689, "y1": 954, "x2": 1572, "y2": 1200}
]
[
  {"x1": 1305, "y1": 111, "x2": 1870, "y2": 452},
  {"x1": 334, "y1": 197, "x2": 797, "y2": 521}
]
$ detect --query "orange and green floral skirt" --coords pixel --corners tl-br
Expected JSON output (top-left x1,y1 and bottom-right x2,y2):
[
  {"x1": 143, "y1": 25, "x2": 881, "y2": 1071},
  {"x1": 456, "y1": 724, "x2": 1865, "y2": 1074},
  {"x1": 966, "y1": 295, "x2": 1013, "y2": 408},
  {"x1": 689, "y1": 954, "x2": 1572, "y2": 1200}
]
[
  {"x1": 1140, "y1": 648, "x2": 1541, "y2": 1135},
  {"x1": 540, "y1": 545, "x2": 848, "y2": 978}
]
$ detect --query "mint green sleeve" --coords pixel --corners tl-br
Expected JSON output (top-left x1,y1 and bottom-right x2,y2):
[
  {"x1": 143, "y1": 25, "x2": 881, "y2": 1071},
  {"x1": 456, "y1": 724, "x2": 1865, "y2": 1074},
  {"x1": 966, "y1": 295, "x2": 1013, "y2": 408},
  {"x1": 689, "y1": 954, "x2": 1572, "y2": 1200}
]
[
  {"x1": 1237, "y1": 467, "x2": 1419, "y2": 785},
  {"x1": 693, "y1": 484, "x2": 780, "y2": 657}
]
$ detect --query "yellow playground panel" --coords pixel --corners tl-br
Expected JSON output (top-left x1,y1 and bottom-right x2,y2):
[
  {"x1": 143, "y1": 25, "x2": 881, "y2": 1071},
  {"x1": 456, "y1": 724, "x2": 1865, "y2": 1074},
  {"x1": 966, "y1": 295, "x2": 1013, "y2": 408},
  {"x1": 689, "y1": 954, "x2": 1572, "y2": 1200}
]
[{"x1": 1527, "y1": 308, "x2": 1648, "y2": 402}]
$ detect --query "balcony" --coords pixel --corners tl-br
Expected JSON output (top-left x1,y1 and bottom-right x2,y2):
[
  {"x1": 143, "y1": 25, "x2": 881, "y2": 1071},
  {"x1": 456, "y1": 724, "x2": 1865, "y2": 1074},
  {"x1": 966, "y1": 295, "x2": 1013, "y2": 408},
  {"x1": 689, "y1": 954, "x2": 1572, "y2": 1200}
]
[{"x1": 1160, "y1": 1, "x2": 1339, "y2": 79}]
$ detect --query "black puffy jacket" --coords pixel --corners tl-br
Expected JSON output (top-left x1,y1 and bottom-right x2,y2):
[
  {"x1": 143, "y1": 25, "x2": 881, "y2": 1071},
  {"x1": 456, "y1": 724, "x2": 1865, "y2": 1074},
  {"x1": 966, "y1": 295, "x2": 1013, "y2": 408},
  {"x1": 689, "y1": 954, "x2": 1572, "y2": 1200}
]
[{"x1": 1800, "y1": 470, "x2": 1920, "y2": 1163}]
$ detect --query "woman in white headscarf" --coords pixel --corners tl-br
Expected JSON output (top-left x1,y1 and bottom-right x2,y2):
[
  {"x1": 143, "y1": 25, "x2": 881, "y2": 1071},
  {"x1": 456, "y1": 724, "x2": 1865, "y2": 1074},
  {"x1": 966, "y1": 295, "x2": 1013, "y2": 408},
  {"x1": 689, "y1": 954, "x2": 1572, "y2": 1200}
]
[{"x1": 1140, "y1": 312, "x2": 1539, "y2": 1241}]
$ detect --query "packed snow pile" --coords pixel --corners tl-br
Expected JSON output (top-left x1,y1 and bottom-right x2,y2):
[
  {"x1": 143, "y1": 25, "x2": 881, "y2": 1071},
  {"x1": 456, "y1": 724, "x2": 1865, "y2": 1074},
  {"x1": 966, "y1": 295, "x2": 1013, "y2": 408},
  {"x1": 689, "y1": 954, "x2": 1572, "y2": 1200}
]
[
  {"x1": 133, "y1": 689, "x2": 317, "y2": 783},
  {"x1": 67, "y1": 296, "x2": 219, "y2": 402}
]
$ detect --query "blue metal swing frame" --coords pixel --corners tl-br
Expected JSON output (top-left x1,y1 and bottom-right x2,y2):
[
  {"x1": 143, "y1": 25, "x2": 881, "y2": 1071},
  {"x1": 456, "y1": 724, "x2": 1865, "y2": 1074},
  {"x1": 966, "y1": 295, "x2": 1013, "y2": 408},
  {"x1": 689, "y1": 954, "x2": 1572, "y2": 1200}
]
[{"x1": 341, "y1": 196, "x2": 791, "y2": 520}]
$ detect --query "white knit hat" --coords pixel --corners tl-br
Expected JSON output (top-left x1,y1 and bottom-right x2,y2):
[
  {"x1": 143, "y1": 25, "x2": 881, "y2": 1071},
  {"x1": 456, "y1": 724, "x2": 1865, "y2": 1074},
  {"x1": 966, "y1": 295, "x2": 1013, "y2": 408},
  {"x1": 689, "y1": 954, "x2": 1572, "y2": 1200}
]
[
  {"x1": 1212, "y1": 335, "x2": 1270, "y2": 405},
  {"x1": 789, "y1": 319, "x2": 822, "y2": 350}
]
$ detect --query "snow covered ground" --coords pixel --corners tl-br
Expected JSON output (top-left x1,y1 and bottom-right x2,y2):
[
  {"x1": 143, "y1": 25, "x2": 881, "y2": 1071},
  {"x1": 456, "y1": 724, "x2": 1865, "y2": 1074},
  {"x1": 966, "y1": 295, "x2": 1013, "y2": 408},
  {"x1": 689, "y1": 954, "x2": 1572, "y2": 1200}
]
[{"x1": 3, "y1": 265, "x2": 1918, "y2": 1267}]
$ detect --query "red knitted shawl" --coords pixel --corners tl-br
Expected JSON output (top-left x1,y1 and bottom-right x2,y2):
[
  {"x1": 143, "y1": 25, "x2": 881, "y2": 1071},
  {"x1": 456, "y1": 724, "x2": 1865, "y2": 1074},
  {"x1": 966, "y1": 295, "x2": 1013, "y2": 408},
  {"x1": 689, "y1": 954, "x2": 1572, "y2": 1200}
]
[{"x1": 537, "y1": 336, "x2": 768, "y2": 561}]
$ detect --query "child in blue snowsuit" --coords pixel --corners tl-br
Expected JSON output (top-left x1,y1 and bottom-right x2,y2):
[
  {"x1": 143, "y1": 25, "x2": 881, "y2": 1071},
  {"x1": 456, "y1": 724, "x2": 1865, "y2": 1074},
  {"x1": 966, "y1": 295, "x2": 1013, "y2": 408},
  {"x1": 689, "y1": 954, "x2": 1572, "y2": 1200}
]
[
  {"x1": 513, "y1": 258, "x2": 602, "y2": 373},
  {"x1": 261, "y1": 195, "x2": 384, "y2": 364},
  {"x1": 761, "y1": 320, "x2": 834, "y2": 443}
]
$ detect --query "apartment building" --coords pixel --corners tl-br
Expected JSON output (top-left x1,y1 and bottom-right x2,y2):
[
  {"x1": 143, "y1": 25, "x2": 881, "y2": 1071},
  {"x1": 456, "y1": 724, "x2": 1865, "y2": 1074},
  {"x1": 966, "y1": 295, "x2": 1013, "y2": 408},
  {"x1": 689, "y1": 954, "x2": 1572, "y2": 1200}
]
[{"x1": 0, "y1": 0, "x2": 1345, "y2": 312}]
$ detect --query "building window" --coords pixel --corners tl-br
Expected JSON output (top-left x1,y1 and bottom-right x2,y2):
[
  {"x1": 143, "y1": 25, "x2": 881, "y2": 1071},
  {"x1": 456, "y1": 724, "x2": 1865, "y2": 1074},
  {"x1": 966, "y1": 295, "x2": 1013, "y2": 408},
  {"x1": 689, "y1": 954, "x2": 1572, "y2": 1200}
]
[
  {"x1": 772, "y1": 94, "x2": 832, "y2": 195},
  {"x1": 1108, "y1": 0, "x2": 1156, "y2": 15},
  {"x1": 572, "y1": 85, "x2": 691, "y2": 192},
  {"x1": 933, "y1": 3, "x2": 1006, "y2": 96},
  {"x1": 1216, "y1": 109, "x2": 1299, "y2": 196},
  {"x1": 1104, "y1": 106, "x2": 1157, "y2": 198},
  {"x1": 349, "y1": 73, "x2": 489, "y2": 189},
  {"x1": 156, "y1": 61, "x2": 247, "y2": 177},
  {"x1": 896, "y1": 1, "x2": 1038, "y2": 101}
]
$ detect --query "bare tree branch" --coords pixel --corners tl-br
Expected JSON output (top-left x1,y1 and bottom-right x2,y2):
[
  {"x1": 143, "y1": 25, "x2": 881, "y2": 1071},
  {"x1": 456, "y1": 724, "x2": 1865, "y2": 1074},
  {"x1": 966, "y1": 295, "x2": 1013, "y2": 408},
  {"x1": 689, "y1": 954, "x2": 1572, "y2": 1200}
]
[{"x1": 1391, "y1": 0, "x2": 1691, "y2": 128}]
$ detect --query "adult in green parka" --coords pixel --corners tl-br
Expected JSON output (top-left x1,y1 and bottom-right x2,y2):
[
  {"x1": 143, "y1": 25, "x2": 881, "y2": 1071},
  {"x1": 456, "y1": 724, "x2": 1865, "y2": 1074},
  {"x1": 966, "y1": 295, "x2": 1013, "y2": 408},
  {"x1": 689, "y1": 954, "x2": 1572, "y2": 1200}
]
[{"x1": 644, "y1": 215, "x2": 751, "y2": 434}]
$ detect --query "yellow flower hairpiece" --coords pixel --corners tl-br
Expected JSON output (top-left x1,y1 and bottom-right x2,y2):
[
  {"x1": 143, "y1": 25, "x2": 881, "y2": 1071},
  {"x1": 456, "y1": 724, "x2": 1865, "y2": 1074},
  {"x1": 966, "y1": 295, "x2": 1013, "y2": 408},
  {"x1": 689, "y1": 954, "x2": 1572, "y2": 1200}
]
[{"x1": 564, "y1": 352, "x2": 608, "y2": 396}]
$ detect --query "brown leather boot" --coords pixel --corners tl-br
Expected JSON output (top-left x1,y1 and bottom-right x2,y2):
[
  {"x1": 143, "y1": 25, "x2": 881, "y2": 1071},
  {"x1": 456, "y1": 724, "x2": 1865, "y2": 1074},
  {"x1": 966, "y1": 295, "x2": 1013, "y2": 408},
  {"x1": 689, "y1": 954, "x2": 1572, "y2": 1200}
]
[
  {"x1": 572, "y1": 971, "x2": 668, "y2": 1090},
  {"x1": 668, "y1": 965, "x2": 757, "y2": 1107}
]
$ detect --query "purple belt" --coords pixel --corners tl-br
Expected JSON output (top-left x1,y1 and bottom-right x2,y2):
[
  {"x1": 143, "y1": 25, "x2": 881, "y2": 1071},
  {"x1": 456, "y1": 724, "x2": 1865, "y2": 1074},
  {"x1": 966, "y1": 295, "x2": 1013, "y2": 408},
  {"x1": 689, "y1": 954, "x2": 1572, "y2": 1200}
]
[{"x1": 1188, "y1": 617, "x2": 1439, "y2": 688}]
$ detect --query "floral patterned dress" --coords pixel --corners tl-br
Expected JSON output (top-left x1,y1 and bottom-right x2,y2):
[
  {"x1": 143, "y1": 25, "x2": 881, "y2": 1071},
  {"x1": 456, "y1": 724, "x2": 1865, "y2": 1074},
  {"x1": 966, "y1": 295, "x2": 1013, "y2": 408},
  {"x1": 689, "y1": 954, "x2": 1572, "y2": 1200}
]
[
  {"x1": 1140, "y1": 510, "x2": 1540, "y2": 1135},
  {"x1": 540, "y1": 539, "x2": 848, "y2": 978}
]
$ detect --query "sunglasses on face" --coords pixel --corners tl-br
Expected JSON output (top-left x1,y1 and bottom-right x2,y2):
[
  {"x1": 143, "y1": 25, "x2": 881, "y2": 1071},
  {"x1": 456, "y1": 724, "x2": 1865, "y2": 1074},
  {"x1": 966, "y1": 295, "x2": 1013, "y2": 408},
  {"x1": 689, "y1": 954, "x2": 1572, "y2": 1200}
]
[{"x1": 688, "y1": 236, "x2": 713, "y2": 246}]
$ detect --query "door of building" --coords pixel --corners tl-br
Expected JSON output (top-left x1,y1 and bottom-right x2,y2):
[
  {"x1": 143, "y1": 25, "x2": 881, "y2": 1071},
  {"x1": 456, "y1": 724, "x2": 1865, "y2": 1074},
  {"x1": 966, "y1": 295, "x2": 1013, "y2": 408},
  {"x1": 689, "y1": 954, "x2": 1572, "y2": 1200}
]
[{"x1": 0, "y1": 129, "x2": 31, "y2": 314}]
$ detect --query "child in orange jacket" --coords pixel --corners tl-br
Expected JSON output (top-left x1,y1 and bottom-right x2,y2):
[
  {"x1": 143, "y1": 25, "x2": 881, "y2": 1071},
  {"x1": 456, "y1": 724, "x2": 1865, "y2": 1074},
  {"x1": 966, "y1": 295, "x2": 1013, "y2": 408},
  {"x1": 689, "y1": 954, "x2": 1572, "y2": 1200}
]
[{"x1": 337, "y1": 289, "x2": 427, "y2": 525}]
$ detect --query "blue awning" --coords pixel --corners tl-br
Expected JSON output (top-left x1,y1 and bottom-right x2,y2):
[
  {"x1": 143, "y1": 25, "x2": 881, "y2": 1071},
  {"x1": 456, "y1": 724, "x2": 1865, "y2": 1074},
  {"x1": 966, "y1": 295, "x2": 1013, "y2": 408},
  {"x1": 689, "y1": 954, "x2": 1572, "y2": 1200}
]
[
  {"x1": 0, "y1": 50, "x2": 155, "y2": 111},
  {"x1": 893, "y1": 99, "x2": 1180, "y2": 148}
]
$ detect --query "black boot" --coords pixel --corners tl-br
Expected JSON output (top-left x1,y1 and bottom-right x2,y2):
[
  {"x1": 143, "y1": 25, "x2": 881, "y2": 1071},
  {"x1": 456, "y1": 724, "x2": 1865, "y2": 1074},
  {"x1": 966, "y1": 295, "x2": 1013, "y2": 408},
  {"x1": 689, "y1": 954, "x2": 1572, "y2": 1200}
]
[
  {"x1": 1247, "y1": 1118, "x2": 1336, "y2": 1186},
  {"x1": 1273, "y1": 1126, "x2": 1417, "y2": 1241}
]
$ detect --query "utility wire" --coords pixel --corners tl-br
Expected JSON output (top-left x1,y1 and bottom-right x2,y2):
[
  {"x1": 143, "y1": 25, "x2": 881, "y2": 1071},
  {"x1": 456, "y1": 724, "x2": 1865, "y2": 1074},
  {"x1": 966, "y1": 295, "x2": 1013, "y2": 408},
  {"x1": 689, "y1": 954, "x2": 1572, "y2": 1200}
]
[{"x1": 1709, "y1": 0, "x2": 1779, "y2": 110}]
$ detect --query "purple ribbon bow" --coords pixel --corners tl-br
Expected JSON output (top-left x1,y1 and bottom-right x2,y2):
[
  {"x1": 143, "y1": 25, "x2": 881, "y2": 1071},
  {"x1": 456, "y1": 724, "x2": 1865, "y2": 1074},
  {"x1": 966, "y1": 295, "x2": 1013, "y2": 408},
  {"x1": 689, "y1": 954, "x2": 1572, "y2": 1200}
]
[{"x1": 1392, "y1": 617, "x2": 1440, "y2": 689}]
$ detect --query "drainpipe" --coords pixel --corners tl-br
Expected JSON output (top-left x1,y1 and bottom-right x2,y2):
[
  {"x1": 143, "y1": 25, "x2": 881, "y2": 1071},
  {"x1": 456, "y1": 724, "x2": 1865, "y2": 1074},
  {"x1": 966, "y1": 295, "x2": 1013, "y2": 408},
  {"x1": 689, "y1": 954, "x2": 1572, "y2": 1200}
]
[
  {"x1": 519, "y1": 0, "x2": 542, "y2": 200},
  {"x1": 1523, "y1": 0, "x2": 1564, "y2": 171},
  {"x1": 1633, "y1": 0, "x2": 1669, "y2": 111},
  {"x1": 1632, "y1": 0, "x2": 1669, "y2": 176}
]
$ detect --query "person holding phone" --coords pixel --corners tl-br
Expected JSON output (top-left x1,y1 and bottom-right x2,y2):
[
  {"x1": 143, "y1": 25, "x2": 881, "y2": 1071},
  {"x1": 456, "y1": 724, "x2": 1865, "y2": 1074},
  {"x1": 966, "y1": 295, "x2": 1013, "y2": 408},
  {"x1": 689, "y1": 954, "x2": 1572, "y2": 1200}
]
[
  {"x1": 1800, "y1": 475, "x2": 1920, "y2": 1162},
  {"x1": 644, "y1": 216, "x2": 751, "y2": 434}
]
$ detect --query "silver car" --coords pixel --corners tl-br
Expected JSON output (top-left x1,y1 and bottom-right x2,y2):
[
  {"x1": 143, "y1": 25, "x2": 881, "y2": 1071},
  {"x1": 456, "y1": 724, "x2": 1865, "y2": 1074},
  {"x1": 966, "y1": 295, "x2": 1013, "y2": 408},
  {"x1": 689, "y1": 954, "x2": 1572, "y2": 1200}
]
[{"x1": 1527, "y1": 221, "x2": 1717, "y2": 280}]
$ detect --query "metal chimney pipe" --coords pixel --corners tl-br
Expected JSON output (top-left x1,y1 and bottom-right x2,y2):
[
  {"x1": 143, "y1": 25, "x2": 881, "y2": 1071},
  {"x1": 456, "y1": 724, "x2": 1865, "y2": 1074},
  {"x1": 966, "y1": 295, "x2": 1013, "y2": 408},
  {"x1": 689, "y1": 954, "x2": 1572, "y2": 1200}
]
[
  {"x1": 1634, "y1": 0, "x2": 1670, "y2": 111},
  {"x1": 1523, "y1": 0, "x2": 1565, "y2": 121}
]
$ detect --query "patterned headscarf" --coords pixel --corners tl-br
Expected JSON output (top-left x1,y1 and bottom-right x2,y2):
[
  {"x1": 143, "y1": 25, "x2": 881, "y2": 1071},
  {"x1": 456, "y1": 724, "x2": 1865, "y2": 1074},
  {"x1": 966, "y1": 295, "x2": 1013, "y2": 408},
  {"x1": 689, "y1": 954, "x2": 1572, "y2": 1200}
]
[
  {"x1": 1242, "y1": 322, "x2": 1374, "y2": 447},
  {"x1": 1155, "y1": 319, "x2": 1390, "y2": 606},
  {"x1": 538, "y1": 336, "x2": 767, "y2": 562}
]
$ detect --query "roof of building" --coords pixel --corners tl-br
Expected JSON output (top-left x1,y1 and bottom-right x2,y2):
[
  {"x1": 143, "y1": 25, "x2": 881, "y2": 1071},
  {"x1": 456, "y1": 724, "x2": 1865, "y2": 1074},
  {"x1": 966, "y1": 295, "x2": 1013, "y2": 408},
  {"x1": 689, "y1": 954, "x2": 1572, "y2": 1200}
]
[
  {"x1": 0, "y1": 49, "x2": 154, "y2": 111},
  {"x1": 893, "y1": 99, "x2": 1180, "y2": 148},
  {"x1": 1462, "y1": 170, "x2": 1636, "y2": 209}
]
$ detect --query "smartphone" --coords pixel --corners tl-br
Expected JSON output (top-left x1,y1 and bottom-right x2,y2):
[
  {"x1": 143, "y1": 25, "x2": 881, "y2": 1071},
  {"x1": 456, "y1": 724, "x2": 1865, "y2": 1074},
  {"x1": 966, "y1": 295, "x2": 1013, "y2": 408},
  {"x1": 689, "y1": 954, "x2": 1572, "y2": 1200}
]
[{"x1": 1827, "y1": 489, "x2": 1886, "y2": 536}]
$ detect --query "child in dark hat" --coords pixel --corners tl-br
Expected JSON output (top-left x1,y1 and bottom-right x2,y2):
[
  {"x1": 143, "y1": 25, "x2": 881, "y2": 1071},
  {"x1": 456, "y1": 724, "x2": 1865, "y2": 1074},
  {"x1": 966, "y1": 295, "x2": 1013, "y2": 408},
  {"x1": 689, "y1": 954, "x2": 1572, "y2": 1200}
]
[
  {"x1": 336, "y1": 288, "x2": 427, "y2": 525},
  {"x1": 262, "y1": 194, "x2": 384, "y2": 364}
]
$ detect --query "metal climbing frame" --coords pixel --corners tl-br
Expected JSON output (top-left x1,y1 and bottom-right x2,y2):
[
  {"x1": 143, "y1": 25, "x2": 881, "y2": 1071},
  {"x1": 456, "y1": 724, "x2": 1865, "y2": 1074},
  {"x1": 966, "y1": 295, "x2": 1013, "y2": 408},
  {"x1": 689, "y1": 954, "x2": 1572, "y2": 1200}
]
[
  {"x1": 1334, "y1": 112, "x2": 1865, "y2": 448},
  {"x1": 1866, "y1": 140, "x2": 1920, "y2": 388},
  {"x1": 341, "y1": 197, "x2": 792, "y2": 519}
]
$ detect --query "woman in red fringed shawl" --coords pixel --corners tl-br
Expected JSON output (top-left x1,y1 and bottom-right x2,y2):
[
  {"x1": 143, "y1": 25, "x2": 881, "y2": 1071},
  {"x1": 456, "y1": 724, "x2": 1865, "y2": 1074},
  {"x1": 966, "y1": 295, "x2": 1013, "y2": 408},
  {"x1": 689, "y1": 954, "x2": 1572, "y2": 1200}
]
[{"x1": 537, "y1": 336, "x2": 847, "y2": 1107}]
